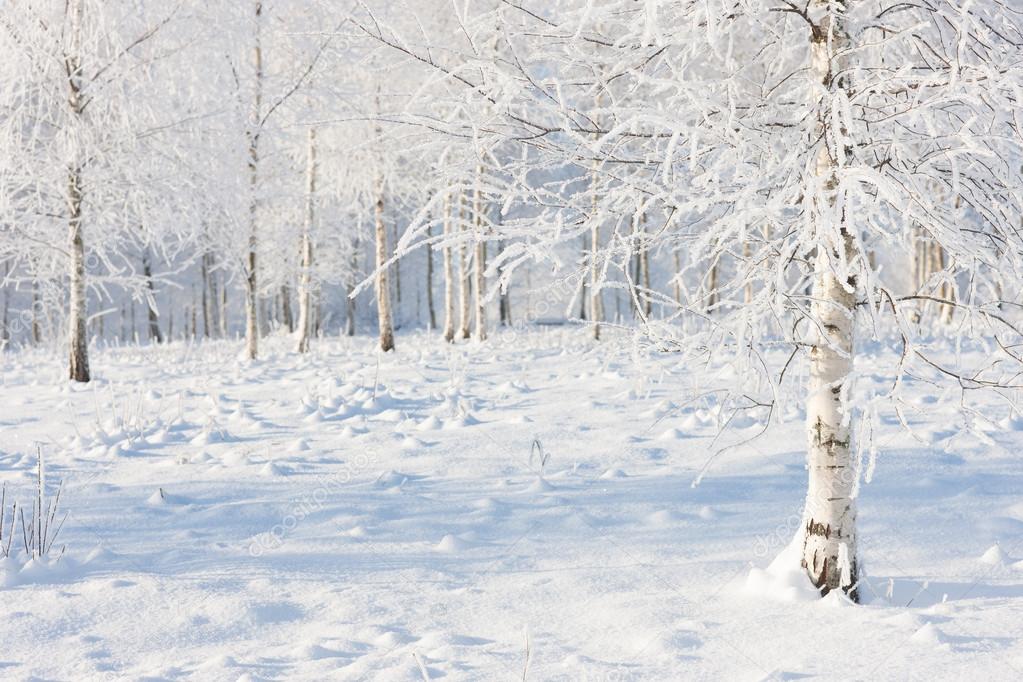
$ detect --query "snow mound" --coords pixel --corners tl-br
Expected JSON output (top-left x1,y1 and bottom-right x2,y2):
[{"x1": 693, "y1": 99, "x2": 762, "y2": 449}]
[
  {"x1": 645, "y1": 510, "x2": 680, "y2": 526},
  {"x1": 339, "y1": 425, "x2": 363, "y2": 439},
  {"x1": 910, "y1": 623, "x2": 949, "y2": 647},
  {"x1": 697, "y1": 505, "x2": 718, "y2": 520},
  {"x1": 400, "y1": 436, "x2": 425, "y2": 451},
  {"x1": 288, "y1": 438, "x2": 311, "y2": 452},
  {"x1": 658, "y1": 427, "x2": 688, "y2": 441},
  {"x1": 980, "y1": 544, "x2": 1008, "y2": 566},
  {"x1": 998, "y1": 414, "x2": 1023, "y2": 431},
  {"x1": 434, "y1": 534, "x2": 469, "y2": 553},
  {"x1": 416, "y1": 416, "x2": 442, "y2": 431},
  {"x1": 260, "y1": 461, "x2": 286, "y2": 477},
  {"x1": 743, "y1": 537, "x2": 820, "y2": 602},
  {"x1": 375, "y1": 470, "x2": 408, "y2": 489}
]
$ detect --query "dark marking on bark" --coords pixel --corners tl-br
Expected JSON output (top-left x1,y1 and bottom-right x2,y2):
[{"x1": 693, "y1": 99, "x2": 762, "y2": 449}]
[{"x1": 806, "y1": 519, "x2": 831, "y2": 539}]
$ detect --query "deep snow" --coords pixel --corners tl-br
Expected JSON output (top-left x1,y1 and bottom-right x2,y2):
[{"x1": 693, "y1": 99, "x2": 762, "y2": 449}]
[{"x1": 1, "y1": 329, "x2": 1022, "y2": 681}]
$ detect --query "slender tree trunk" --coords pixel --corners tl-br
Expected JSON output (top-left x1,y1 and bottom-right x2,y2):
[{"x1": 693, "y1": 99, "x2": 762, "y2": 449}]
[
  {"x1": 499, "y1": 240, "x2": 511, "y2": 327},
  {"x1": 641, "y1": 231, "x2": 651, "y2": 318},
  {"x1": 577, "y1": 234, "x2": 588, "y2": 321},
  {"x1": 935, "y1": 241, "x2": 953, "y2": 324},
  {"x1": 0, "y1": 263, "x2": 8, "y2": 347},
  {"x1": 590, "y1": 221, "x2": 601, "y2": 340},
  {"x1": 673, "y1": 249, "x2": 682, "y2": 305},
  {"x1": 66, "y1": 0, "x2": 89, "y2": 382},
  {"x1": 458, "y1": 192, "x2": 471, "y2": 340},
  {"x1": 375, "y1": 181, "x2": 395, "y2": 352},
  {"x1": 68, "y1": 181, "x2": 89, "y2": 381},
  {"x1": 801, "y1": 4, "x2": 858, "y2": 601},
  {"x1": 190, "y1": 285, "x2": 198, "y2": 339},
  {"x1": 200, "y1": 251, "x2": 211, "y2": 338},
  {"x1": 630, "y1": 217, "x2": 642, "y2": 316},
  {"x1": 473, "y1": 167, "x2": 487, "y2": 342},
  {"x1": 142, "y1": 249, "x2": 163, "y2": 343},
  {"x1": 707, "y1": 260, "x2": 719, "y2": 313},
  {"x1": 442, "y1": 192, "x2": 455, "y2": 342},
  {"x1": 219, "y1": 275, "x2": 228, "y2": 338},
  {"x1": 474, "y1": 240, "x2": 487, "y2": 341},
  {"x1": 743, "y1": 241, "x2": 753, "y2": 305},
  {"x1": 313, "y1": 290, "x2": 322, "y2": 337},
  {"x1": 31, "y1": 281, "x2": 41, "y2": 345},
  {"x1": 244, "y1": 0, "x2": 264, "y2": 360},
  {"x1": 206, "y1": 253, "x2": 221, "y2": 338},
  {"x1": 278, "y1": 286, "x2": 292, "y2": 333},
  {"x1": 392, "y1": 221, "x2": 402, "y2": 322},
  {"x1": 346, "y1": 238, "x2": 358, "y2": 337},
  {"x1": 426, "y1": 206, "x2": 437, "y2": 331},
  {"x1": 589, "y1": 153, "x2": 602, "y2": 338},
  {"x1": 296, "y1": 128, "x2": 317, "y2": 353}
]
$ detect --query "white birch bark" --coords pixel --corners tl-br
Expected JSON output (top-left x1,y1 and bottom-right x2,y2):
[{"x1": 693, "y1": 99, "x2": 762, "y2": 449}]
[
  {"x1": 143, "y1": 249, "x2": 163, "y2": 343},
  {"x1": 295, "y1": 128, "x2": 316, "y2": 353},
  {"x1": 473, "y1": 167, "x2": 487, "y2": 342},
  {"x1": 346, "y1": 237, "x2": 358, "y2": 337},
  {"x1": 801, "y1": 2, "x2": 859, "y2": 600},
  {"x1": 375, "y1": 177, "x2": 395, "y2": 352},
  {"x1": 458, "y1": 191, "x2": 471, "y2": 340},
  {"x1": 66, "y1": 0, "x2": 89, "y2": 382},
  {"x1": 590, "y1": 222, "x2": 601, "y2": 340},
  {"x1": 243, "y1": 0, "x2": 264, "y2": 361},
  {"x1": 426, "y1": 203, "x2": 437, "y2": 331},
  {"x1": 442, "y1": 191, "x2": 455, "y2": 342}
]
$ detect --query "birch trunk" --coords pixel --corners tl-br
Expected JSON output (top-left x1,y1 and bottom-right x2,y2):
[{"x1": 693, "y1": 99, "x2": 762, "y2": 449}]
[
  {"x1": 458, "y1": 192, "x2": 471, "y2": 340},
  {"x1": 640, "y1": 235, "x2": 651, "y2": 318},
  {"x1": 426, "y1": 211, "x2": 437, "y2": 332},
  {"x1": 66, "y1": 0, "x2": 89, "y2": 382},
  {"x1": 577, "y1": 233, "x2": 587, "y2": 321},
  {"x1": 375, "y1": 181, "x2": 395, "y2": 352},
  {"x1": 392, "y1": 221, "x2": 402, "y2": 316},
  {"x1": 801, "y1": 3, "x2": 859, "y2": 601},
  {"x1": 499, "y1": 240, "x2": 511, "y2": 327},
  {"x1": 474, "y1": 240, "x2": 486, "y2": 341},
  {"x1": 442, "y1": 192, "x2": 455, "y2": 342},
  {"x1": 743, "y1": 241, "x2": 753, "y2": 305},
  {"x1": 143, "y1": 249, "x2": 163, "y2": 343},
  {"x1": 707, "y1": 260, "x2": 718, "y2": 313},
  {"x1": 591, "y1": 221, "x2": 601, "y2": 340},
  {"x1": 31, "y1": 281, "x2": 41, "y2": 345},
  {"x1": 243, "y1": 0, "x2": 264, "y2": 361},
  {"x1": 346, "y1": 238, "x2": 358, "y2": 337},
  {"x1": 207, "y1": 255, "x2": 220, "y2": 338},
  {"x1": 200, "y1": 251, "x2": 211, "y2": 338},
  {"x1": 219, "y1": 278, "x2": 228, "y2": 338},
  {"x1": 68, "y1": 186, "x2": 89, "y2": 384},
  {"x1": 673, "y1": 250, "x2": 682, "y2": 305},
  {"x1": 296, "y1": 128, "x2": 316, "y2": 353},
  {"x1": 280, "y1": 286, "x2": 293, "y2": 333},
  {"x1": 1, "y1": 263, "x2": 8, "y2": 346},
  {"x1": 473, "y1": 168, "x2": 487, "y2": 342}
]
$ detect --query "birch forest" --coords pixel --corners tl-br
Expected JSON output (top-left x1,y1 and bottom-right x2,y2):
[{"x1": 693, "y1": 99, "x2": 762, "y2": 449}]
[{"x1": 2, "y1": 1, "x2": 1023, "y2": 679}]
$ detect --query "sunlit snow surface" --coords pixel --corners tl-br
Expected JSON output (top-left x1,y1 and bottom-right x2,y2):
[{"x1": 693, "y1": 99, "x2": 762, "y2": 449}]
[{"x1": 1, "y1": 329, "x2": 1022, "y2": 680}]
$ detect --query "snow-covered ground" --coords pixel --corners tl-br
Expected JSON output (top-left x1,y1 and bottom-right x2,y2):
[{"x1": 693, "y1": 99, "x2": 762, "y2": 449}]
[{"x1": 1, "y1": 330, "x2": 1022, "y2": 681}]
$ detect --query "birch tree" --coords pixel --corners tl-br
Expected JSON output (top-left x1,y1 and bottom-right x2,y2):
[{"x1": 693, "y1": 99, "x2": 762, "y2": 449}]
[
  {"x1": 360, "y1": 0, "x2": 1023, "y2": 599},
  {"x1": 0, "y1": 0, "x2": 189, "y2": 380},
  {"x1": 295, "y1": 128, "x2": 317, "y2": 353}
]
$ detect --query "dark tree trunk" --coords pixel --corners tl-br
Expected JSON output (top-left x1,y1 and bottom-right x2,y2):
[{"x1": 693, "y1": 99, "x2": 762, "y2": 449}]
[{"x1": 142, "y1": 249, "x2": 163, "y2": 344}]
